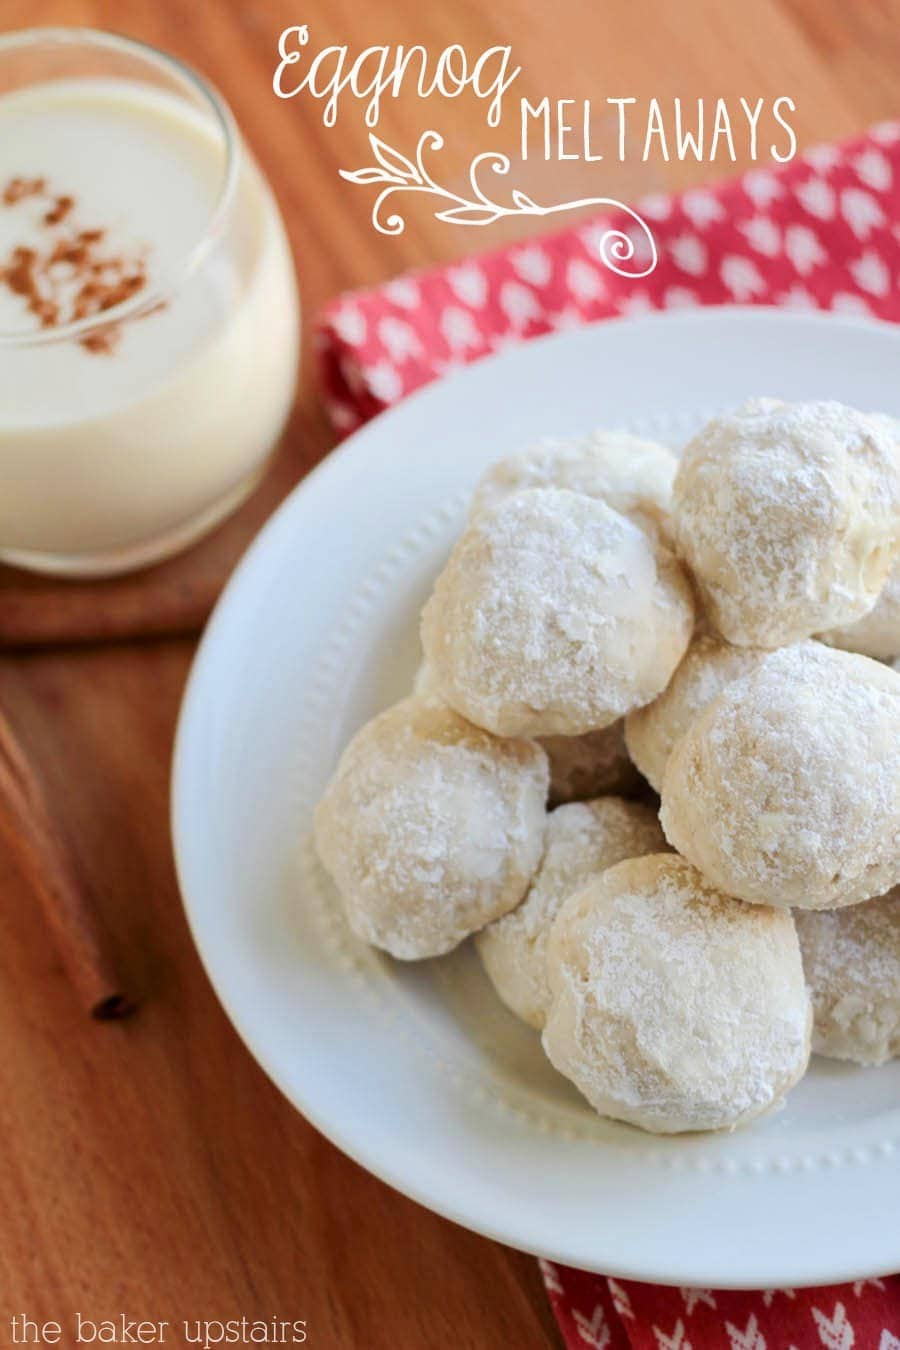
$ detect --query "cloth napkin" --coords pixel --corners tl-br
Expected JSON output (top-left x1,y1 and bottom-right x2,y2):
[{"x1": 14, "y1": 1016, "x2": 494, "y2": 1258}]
[
  {"x1": 317, "y1": 124, "x2": 900, "y2": 1348},
  {"x1": 542, "y1": 1262, "x2": 900, "y2": 1349},
  {"x1": 319, "y1": 121, "x2": 900, "y2": 435}
]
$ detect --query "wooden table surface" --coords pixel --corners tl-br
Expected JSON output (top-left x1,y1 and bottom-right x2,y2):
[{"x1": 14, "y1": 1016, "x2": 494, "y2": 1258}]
[{"x1": 0, "y1": 1, "x2": 898, "y2": 1345}]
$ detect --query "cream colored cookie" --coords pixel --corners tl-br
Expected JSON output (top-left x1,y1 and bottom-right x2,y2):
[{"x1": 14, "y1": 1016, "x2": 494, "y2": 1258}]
[
  {"x1": 673, "y1": 399, "x2": 900, "y2": 648},
  {"x1": 542, "y1": 854, "x2": 810, "y2": 1133},
  {"x1": 820, "y1": 560, "x2": 900, "y2": 661},
  {"x1": 476, "y1": 798, "x2": 666, "y2": 1029},
  {"x1": 796, "y1": 891, "x2": 900, "y2": 1066},
  {"x1": 471, "y1": 431, "x2": 677, "y2": 538},
  {"x1": 660, "y1": 643, "x2": 900, "y2": 910},
  {"x1": 421, "y1": 487, "x2": 695, "y2": 737},
  {"x1": 313, "y1": 696, "x2": 548, "y2": 959},
  {"x1": 624, "y1": 633, "x2": 766, "y2": 791}
]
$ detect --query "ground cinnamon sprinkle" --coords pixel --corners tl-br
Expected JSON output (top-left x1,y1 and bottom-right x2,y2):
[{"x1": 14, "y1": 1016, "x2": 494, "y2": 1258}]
[
  {"x1": 43, "y1": 193, "x2": 74, "y2": 226},
  {"x1": 0, "y1": 176, "x2": 153, "y2": 352},
  {"x1": 2, "y1": 176, "x2": 45, "y2": 205}
]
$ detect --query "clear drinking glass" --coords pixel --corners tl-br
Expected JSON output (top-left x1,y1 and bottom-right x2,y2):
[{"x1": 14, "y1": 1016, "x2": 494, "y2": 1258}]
[{"x1": 0, "y1": 27, "x2": 300, "y2": 576}]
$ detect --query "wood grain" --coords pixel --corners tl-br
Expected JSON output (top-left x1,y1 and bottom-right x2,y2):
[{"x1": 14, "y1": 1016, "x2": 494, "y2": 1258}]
[{"x1": 0, "y1": 0, "x2": 898, "y2": 1344}]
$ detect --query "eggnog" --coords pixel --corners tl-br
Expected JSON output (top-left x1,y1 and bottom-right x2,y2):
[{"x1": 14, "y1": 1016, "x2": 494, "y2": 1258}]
[{"x1": 0, "y1": 37, "x2": 299, "y2": 575}]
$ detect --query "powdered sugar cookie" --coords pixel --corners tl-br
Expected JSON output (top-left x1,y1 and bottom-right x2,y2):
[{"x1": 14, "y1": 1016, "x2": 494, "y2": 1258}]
[
  {"x1": 314, "y1": 696, "x2": 548, "y2": 959},
  {"x1": 421, "y1": 487, "x2": 695, "y2": 737},
  {"x1": 796, "y1": 891, "x2": 900, "y2": 1066},
  {"x1": 476, "y1": 798, "x2": 666, "y2": 1029},
  {"x1": 661, "y1": 643, "x2": 900, "y2": 910},
  {"x1": 542, "y1": 854, "x2": 811, "y2": 1133},
  {"x1": 821, "y1": 560, "x2": 900, "y2": 662},
  {"x1": 471, "y1": 431, "x2": 677, "y2": 538},
  {"x1": 673, "y1": 399, "x2": 900, "y2": 648},
  {"x1": 624, "y1": 633, "x2": 766, "y2": 791}
]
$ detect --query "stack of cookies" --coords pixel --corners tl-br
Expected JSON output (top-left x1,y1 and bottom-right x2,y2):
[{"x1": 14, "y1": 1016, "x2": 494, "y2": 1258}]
[{"x1": 315, "y1": 400, "x2": 900, "y2": 1134}]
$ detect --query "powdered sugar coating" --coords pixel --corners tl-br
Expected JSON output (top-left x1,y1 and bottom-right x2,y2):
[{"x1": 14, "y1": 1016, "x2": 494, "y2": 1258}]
[
  {"x1": 471, "y1": 431, "x2": 677, "y2": 539},
  {"x1": 796, "y1": 891, "x2": 900, "y2": 1065},
  {"x1": 821, "y1": 559, "x2": 900, "y2": 661},
  {"x1": 421, "y1": 488, "x2": 695, "y2": 737},
  {"x1": 476, "y1": 798, "x2": 666, "y2": 1029},
  {"x1": 661, "y1": 643, "x2": 900, "y2": 910},
  {"x1": 313, "y1": 696, "x2": 549, "y2": 959},
  {"x1": 625, "y1": 634, "x2": 767, "y2": 791},
  {"x1": 542, "y1": 854, "x2": 810, "y2": 1133},
  {"x1": 673, "y1": 399, "x2": 900, "y2": 648}
]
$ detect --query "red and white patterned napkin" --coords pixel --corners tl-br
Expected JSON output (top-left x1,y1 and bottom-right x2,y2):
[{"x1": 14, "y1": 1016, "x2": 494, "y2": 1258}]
[
  {"x1": 542, "y1": 1260, "x2": 900, "y2": 1349},
  {"x1": 317, "y1": 124, "x2": 900, "y2": 1347},
  {"x1": 319, "y1": 122, "x2": 900, "y2": 436}
]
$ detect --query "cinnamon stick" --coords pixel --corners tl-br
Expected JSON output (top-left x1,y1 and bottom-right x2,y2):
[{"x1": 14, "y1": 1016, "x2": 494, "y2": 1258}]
[{"x1": 0, "y1": 709, "x2": 133, "y2": 1019}]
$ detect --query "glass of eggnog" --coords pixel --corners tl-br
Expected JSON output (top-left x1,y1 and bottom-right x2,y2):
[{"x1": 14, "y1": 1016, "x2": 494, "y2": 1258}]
[{"x1": 0, "y1": 28, "x2": 300, "y2": 576}]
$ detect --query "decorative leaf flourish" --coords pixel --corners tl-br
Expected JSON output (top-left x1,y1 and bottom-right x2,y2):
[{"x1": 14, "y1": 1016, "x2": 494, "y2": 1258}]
[
  {"x1": 339, "y1": 131, "x2": 658, "y2": 278},
  {"x1": 341, "y1": 167, "x2": 406, "y2": 186},
  {"x1": 434, "y1": 205, "x2": 503, "y2": 225},
  {"x1": 368, "y1": 134, "x2": 419, "y2": 181}
]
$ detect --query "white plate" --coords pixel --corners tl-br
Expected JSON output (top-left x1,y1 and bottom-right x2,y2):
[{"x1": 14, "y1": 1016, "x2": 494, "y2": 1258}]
[{"x1": 173, "y1": 307, "x2": 900, "y2": 1289}]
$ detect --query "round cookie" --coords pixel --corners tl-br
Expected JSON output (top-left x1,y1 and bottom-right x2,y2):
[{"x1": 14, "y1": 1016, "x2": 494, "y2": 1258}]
[
  {"x1": 673, "y1": 399, "x2": 900, "y2": 648},
  {"x1": 421, "y1": 487, "x2": 695, "y2": 737},
  {"x1": 821, "y1": 559, "x2": 900, "y2": 661},
  {"x1": 476, "y1": 798, "x2": 666, "y2": 1029},
  {"x1": 660, "y1": 643, "x2": 900, "y2": 910},
  {"x1": 625, "y1": 633, "x2": 766, "y2": 791},
  {"x1": 542, "y1": 854, "x2": 810, "y2": 1133},
  {"x1": 471, "y1": 430, "x2": 677, "y2": 538},
  {"x1": 796, "y1": 891, "x2": 900, "y2": 1066},
  {"x1": 313, "y1": 696, "x2": 549, "y2": 959}
]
